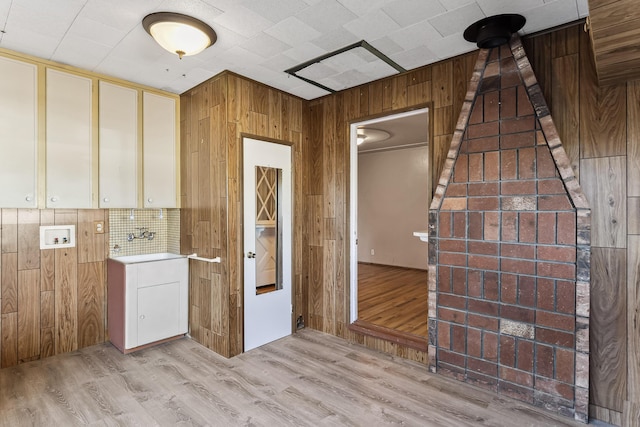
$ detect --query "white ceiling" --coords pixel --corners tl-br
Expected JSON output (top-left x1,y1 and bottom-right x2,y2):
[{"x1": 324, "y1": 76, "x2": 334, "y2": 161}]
[{"x1": 0, "y1": 0, "x2": 588, "y2": 100}]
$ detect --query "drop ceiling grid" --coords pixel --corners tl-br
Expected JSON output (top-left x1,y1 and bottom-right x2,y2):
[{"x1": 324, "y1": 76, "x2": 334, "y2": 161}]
[{"x1": 0, "y1": 0, "x2": 588, "y2": 99}]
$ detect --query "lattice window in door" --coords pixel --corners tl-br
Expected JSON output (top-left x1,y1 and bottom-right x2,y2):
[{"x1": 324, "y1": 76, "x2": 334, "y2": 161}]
[{"x1": 256, "y1": 166, "x2": 276, "y2": 224}]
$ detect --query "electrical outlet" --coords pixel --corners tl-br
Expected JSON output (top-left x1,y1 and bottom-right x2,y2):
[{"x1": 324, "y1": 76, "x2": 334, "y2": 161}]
[
  {"x1": 370, "y1": 249, "x2": 375, "y2": 255},
  {"x1": 94, "y1": 221, "x2": 104, "y2": 234}
]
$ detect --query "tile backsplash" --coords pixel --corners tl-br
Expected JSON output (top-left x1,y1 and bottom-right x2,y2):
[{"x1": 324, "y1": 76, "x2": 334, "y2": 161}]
[{"x1": 109, "y1": 208, "x2": 180, "y2": 257}]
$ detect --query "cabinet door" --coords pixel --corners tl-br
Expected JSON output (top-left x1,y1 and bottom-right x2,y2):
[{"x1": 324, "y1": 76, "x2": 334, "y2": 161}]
[
  {"x1": 99, "y1": 82, "x2": 138, "y2": 208},
  {"x1": 0, "y1": 57, "x2": 38, "y2": 208},
  {"x1": 137, "y1": 282, "x2": 182, "y2": 346},
  {"x1": 46, "y1": 69, "x2": 93, "y2": 208},
  {"x1": 143, "y1": 92, "x2": 176, "y2": 208}
]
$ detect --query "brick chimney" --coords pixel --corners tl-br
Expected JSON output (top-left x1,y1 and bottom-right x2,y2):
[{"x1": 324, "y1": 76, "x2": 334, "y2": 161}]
[{"x1": 428, "y1": 36, "x2": 590, "y2": 422}]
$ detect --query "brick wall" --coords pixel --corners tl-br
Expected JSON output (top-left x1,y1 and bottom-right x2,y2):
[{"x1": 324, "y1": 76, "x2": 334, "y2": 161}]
[{"x1": 428, "y1": 37, "x2": 590, "y2": 422}]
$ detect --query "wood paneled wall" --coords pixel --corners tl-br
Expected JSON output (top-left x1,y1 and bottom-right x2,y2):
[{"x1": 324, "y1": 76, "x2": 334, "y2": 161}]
[
  {"x1": 522, "y1": 26, "x2": 639, "y2": 425},
  {"x1": 308, "y1": 24, "x2": 640, "y2": 423},
  {"x1": 305, "y1": 49, "x2": 477, "y2": 363},
  {"x1": 0, "y1": 209, "x2": 108, "y2": 368},
  {"x1": 179, "y1": 72, "x2": 306, "y2": 357}
]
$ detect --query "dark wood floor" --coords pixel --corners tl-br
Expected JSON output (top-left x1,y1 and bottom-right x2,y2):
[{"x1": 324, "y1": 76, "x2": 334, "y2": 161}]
[
  {"x1": 358, "y1": 263, "x2": 428, "y2": 337},
  {"x1": 0, "y1": 329, "x2": 583, "y2": 426}
]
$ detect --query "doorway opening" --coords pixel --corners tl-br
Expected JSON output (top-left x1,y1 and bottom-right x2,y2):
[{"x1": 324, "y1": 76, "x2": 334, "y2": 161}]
[{"x1": 349, "y1": 108, "x2": 430, "y2": 342}]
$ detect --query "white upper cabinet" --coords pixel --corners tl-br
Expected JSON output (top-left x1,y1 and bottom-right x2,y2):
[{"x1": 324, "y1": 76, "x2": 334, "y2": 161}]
[
  {"x1": 0, "y1": 57, "x2": 38, "y2": 208},
  {"x1": 46, "y1": 69, "x2": 93, "y2": 208},
  {"x1": 143, "y1": 92, "x2": 177, "y2": 208},
  {"x1": 99, "y1": 81, "x2": 138, "y2": 208}
]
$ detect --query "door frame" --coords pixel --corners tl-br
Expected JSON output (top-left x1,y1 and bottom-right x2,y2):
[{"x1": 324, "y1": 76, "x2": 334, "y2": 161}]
[
  {"x1": 241, "y1": 134, "x2": 295, "y2": 352},
  {"x1": 348, "y1": 107, "x2": 431, "y2": 324}
]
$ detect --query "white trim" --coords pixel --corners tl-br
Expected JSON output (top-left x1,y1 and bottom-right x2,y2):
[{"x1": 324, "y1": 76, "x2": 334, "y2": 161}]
[{"x1": 349, "y1": 108, "x2": 429, "y2": 324}]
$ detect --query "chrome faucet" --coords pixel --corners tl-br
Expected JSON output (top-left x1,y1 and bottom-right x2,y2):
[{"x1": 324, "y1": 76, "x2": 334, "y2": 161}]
[{"x1": 126, "y1": 227, "x2": 155, "y2": 241}]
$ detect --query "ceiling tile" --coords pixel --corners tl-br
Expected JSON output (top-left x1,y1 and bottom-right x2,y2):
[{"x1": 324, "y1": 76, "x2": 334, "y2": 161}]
[
  {"x1": 0, "y1": 0, "x2": 591, "y2": 100},
  {"x1": 0, "y1": 1, "x2": 11, "y2": 25},
  {"x1": 439, "y1": 0, "x2": 477, "y2": 11},
  {"x1": 241, "y1": 0, "x2": 308, "y2": 23},
  {"x1": 203, "y1": 25, "x2": 247, "y2": 51},
  {"x1": 18, "y1": 0, "x2": 86, "y2": 19},
  {"x1": 67, "y1": 17, "x2": 127, "y2": 48},
  {"x1": 51, "y1": 35, "x2": 111, "y2": 71},
  {"x1": 237, "y1": 64, "x2": 289, "y2": 85},
  {"x1": 429, "y1": 2, "x2": 485, "y2": 37},
  {"x1": 521, "y1": 0, "x2": 579, "y2": 34},
  {"x1": 320, "y1": 69, "x2": 374, "y2": 90},
  {"x1": 199, "y1": 0, "x2": 241, "y2": 11},
  {"x1": 220, "y1": 45, "x2": 266, "y2": 67},
  {"x1": 213, "y1": 5, "x2": 273, "y2": 38},
  {"x1": 282, "y1": 42, "x2": 327, "y2": 63},
  {"x1": 390, "y1": 45, "x2": 437, "y2": 70},
  {"x1": 260, "y1": 53, "x2": 300, "y2": 73},
  {"x1": 342, "y1": 10, "x2": 400, "y2": 42},
  {"x1": 265, "y1": 16, "x2": 321, "y2": 46},
  {"x1": 102, "y1": 27, "x2": 166, "y2": 63},
  {"x1": 240, "y1": 32, "x2": 291, "y2": 58},
  {"x1": 337, "y1": 0, "x2": 395, "y2": 16},
  {"x1": 288, "y1": 83, "x2": 329, "y2": 99},
  {"x1": 429, "y1": 32, "x2": 476, "y2": 60},
  {"x1": 368, "y1": 36, "x2": 404, "y2": 56},
  {"x1": 0, "y1": 29, "x2": 60, "y2": 59},
  {"x1": 5, "y1": 3, "x2": 74, "y2": 40},
  {"x1": 297, "y1": 62, "x2": 337, "y2": 80},
  {"x1": 80, "y1": 0, "x2": 161, "y2": 31},
  {"x1": 295, "y1": 0, "x2": 358, "y2": 33},
  {"x1": 359, "y1": 59, "x2": 402, "y2": 79},
  {"x1": 262, "y1": 71, "x2": 301, "y2": 91},
  {"x1": 310, "y1": 27, "x2": 360, "y2": 51},
  {"x1": 475, "y1": 0, "x2": 544, "y2": 17},
  {"x1": 156, "y1": 0, "x2": 224, "y2": 22},
  {"x1": 576, "y1": 0, "x2": 589, "y2": 17},
  {"x1": 387, "y1": 20, "x2": 442, "y2": 51},
  {"x1": 382, "y1": 0, "x2": 447, "y2": 27}
]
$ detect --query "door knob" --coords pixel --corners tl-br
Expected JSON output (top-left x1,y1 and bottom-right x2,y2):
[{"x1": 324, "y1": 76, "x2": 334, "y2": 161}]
[{"x1": 246, "y1": 251, "x2": 256, "y2": 259}]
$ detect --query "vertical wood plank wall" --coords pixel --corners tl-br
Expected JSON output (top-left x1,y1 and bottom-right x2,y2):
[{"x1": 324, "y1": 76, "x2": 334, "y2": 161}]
[
  {"x1": 180, "y1": 72, "x2": 306, "y2": 357},
  {"x1": 305, "y1": 51, "x2": 476, "y2": 363},
  {"x1": 307, "y1": 24, "x2": 638, "y2": 423},
  {"x1": 522, "y1": 26, "x2": 637, "y2": 424},
  {"x1": 0, "y1": 209, "x2": 108, "y2": 367}
]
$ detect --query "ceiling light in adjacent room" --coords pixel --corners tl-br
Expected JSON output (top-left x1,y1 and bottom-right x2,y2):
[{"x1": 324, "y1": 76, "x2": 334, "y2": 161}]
[
  {"x1": 356, "y1": 128, "x2": 390, "y2": 145},
  {"x1": 143, "y1": 12, "x2": 217, "y2": 59}
]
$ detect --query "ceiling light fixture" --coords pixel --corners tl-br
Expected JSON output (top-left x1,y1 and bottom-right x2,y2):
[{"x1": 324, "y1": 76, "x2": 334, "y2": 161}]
[
  {"x1": 142, "y1": 12, "x2": 217, "y2": 59},
  {"x1": 356, "y1": 128, "x2": 390, "y2": 146}
]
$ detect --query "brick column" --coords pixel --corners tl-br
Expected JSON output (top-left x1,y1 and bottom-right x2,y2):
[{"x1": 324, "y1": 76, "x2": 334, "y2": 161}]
[{"x1": 428, "y1": 36, "x2": 590, "y2": 422}]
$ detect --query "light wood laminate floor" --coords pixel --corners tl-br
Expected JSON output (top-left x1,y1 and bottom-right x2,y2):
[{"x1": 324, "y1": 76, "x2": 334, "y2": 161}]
[
  {"x1": 0, "y1": 329, "x2": 583, "y2": 426},
  {"x1": 358, "y1": 263, "x2": 428, "y2": 337}
]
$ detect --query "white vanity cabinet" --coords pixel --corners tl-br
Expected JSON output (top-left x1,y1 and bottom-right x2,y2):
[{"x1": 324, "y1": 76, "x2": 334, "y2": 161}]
[
  {"x1": 0, "y1": 56, "x2": 38, "y2": 208},
  {"x1": 99, "y1": 81, "x2": 138, "y2": 208},
  {"x1": 107, "y1": 254, "x2": 188, "y2": 353},
  {"x1": 143, "y1": 92, "x2": 177, "y2": 208},
  {"x1": 46, "y1": 69, "x2": 93, "y2": 208}
]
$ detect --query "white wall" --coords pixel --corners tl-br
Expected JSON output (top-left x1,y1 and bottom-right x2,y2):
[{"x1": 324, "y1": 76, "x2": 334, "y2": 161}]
[{"x1": 357, "y1": 145, "x2": 429, "y2": 269}]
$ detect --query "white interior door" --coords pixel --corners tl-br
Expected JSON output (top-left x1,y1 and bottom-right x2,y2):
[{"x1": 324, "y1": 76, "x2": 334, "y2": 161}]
[{"x1": 243, "y1": 138, "x2": 292, "y2": 351}]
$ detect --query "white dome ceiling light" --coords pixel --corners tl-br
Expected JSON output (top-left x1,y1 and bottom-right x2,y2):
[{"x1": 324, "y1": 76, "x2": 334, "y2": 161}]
[{"x1": 142, "y1": 12, "x2": 217, "y2": 59}]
